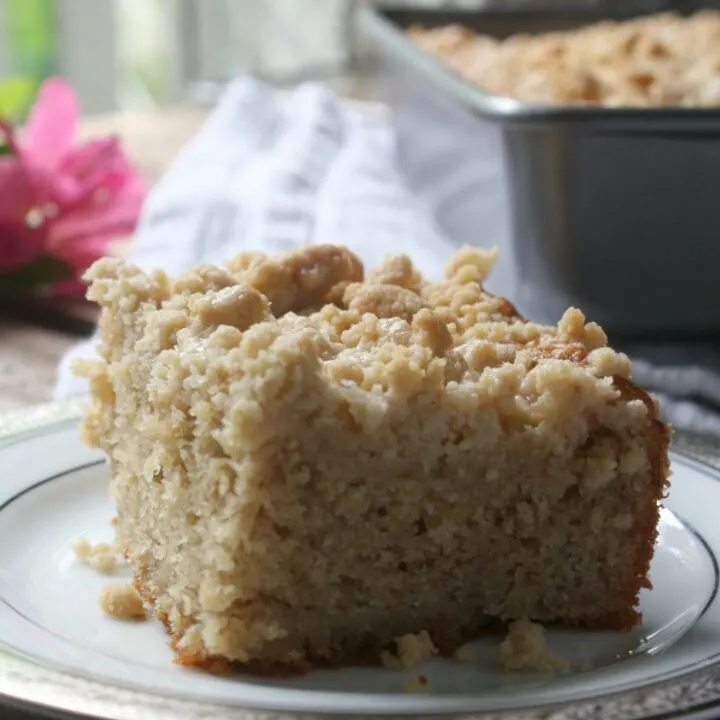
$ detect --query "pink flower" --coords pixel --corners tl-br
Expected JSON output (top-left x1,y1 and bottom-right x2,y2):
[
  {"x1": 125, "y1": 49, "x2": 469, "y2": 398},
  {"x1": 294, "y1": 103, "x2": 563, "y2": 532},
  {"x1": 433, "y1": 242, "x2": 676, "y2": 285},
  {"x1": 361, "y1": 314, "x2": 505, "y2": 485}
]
[{"x1": 0, "y1": 77, "x2": 145, "y2": 295}]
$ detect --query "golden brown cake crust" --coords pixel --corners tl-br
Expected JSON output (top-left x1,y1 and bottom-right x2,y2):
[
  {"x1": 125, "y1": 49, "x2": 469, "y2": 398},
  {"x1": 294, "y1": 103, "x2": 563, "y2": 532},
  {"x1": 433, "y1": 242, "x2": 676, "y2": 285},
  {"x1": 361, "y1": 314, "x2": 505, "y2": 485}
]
[
  {"x1": 141, "y1": 576, "x2": 497, "y2": 677},
  {"x1": 79, "y1": 244, "x2": 671, "y2": 676}
]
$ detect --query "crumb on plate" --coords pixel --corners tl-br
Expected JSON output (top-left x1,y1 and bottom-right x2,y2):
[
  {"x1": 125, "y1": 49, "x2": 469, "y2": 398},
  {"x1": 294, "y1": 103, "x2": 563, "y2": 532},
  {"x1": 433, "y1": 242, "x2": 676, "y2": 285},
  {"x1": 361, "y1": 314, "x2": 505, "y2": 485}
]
[
  {"x1": 381, "y1": 630, "x2": 438, "y2": 670},
  {"x1": 73, "y1": 537, "x2": 120, "y2": 574},
  {"x1": 403, "y1": 674, "x2": 430, "y2": 694},
  {"x1": 99, "y1": 584, "x2": 146, "y2": 621},
  {"x1": 500, "y1": 618, "x2": 569, "y2": 673}
]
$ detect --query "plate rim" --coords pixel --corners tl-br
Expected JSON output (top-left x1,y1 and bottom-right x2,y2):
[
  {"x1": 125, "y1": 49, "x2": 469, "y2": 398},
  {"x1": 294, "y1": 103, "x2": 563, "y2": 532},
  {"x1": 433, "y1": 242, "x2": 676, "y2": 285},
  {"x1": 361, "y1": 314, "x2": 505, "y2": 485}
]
[{"x1": 2, "y1": 403, "x2": 720, "y2": 720}]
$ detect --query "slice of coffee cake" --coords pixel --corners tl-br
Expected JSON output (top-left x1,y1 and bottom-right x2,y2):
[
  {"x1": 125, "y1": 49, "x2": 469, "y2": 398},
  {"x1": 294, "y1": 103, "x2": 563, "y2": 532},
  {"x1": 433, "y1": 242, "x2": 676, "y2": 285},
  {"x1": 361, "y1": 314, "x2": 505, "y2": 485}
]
[{"x1": 77, "y1": 244, "x2": 670, "y2": 674}]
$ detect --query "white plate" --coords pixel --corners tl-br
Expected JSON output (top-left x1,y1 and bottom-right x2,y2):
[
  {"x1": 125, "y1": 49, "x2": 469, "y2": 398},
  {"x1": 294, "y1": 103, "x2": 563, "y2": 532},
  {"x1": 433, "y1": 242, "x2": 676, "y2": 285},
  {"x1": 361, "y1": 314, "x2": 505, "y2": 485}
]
[{"x1": 2, "y1": 409, "x2": 720, "y2": 720}]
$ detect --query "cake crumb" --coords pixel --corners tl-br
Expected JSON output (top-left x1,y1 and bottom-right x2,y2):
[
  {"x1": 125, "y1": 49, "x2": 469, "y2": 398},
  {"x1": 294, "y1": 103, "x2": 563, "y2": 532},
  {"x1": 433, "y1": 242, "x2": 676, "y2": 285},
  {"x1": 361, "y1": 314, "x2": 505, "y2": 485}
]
[
  {"x1": 500, "y1": 619, "x2": 569, "y2": 673},
  {"x1": 403, "y1": 674, "x2": 430, "y2": 694},
  {"x1": 99, "y1": 584, "x2": 146, "y2": 621},
  {"x1": 453, "y1": 644, "x2": 479, "y2": 664},
  {"x1": 89, "y1": 553, "x2": 118, "y2": 574},
  {"x1": 72, "y1": 537, "x2": 93, "y2": 560},
  {"x1": 381, "y1": 630, "x2": 438, "y2": 670},
  {"x1": 73, "y1": 537, "x2": 120, "y2": 575}
]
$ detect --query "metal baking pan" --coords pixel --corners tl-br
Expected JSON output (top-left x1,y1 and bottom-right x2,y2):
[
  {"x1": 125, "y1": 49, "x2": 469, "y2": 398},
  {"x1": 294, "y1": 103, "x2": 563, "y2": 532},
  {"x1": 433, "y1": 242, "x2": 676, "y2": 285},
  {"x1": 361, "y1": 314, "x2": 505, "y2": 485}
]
[{"x1": 356, "y1": 2, "x2": 720, "y2": 337}]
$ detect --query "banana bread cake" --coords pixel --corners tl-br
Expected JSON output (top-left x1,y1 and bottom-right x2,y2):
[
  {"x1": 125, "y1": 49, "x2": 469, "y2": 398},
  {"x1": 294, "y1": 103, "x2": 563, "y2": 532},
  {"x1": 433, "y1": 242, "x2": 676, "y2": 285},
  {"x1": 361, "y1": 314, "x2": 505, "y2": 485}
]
[{"x1": 77, "y1": 244, "x2": 670, "y2": 674}]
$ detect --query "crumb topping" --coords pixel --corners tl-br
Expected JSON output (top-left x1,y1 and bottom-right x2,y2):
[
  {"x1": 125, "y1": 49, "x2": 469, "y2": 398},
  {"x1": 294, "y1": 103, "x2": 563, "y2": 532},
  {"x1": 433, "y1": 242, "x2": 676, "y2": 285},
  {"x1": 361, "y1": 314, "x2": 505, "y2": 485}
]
[
  {"x1": 367, "y1": 254, "x2": 423, "y2": 291},
  {"x1": 79, "y1": 244, "x2": 637, "y2": 426},
  {"x1": 226, "y1": 244, "x2": 364, "y2": 316},
  {"x1": 409, "y1": 11, "x2": 720, "y2": 107},
  {"x1": 344, "y1": 282, "x2": 424, "y2": 321}
]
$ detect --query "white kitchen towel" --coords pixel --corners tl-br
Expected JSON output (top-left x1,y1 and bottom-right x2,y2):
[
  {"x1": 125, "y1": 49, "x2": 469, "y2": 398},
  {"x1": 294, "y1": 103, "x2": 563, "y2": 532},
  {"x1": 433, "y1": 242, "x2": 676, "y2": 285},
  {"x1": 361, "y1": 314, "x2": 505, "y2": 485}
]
[{"x1": 54, "y1": 77, "x2": 720, "y2": 437}]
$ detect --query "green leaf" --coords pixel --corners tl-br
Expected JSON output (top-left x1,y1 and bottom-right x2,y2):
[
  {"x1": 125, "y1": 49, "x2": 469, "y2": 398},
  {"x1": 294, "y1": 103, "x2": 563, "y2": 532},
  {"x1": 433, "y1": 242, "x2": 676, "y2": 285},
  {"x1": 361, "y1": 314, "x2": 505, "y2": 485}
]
[
  {"x1": 0, "y1": 145, "x2": 11, "y2": 156},
  {"x1": 0, "y1": 256, "x2": 70, "y2": 291},
  {"x1": 0, "y1": 75, "x2": 38, "y2": 122},
  {"x1": 7, "y1": 0, "x2": 56, "y2": 70}
]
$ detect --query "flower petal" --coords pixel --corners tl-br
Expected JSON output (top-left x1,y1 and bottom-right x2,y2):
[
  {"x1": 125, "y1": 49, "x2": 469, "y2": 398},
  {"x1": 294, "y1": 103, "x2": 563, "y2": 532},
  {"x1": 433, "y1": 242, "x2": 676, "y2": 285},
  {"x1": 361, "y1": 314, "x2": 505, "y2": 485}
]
[
  {"x1": 60, "y1": 137, "x2": 121, "y2": 180},
  {"x1": 45, "y1": 174, "x2": 145, "y2": 269},
  {"x1": 23, "y1": 77, "x2": 78, "y2": 169},
  {"x1": 49, "y1": 229, "x2": 122, "y2": 273},
  {"x1": 52, "y1": 138, "x2": 130, "y2": 208},
  {"x1": 0, "y1": 157, "x2": 35, "y2": 222}
]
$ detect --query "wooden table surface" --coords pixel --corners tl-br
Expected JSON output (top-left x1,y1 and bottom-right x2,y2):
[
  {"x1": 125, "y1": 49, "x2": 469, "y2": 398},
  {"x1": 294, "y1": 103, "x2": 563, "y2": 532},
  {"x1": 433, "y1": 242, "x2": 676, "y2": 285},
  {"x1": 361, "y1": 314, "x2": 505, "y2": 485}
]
[{"x1": 0, "y1": 108, "x2": 208, "y2": 412}]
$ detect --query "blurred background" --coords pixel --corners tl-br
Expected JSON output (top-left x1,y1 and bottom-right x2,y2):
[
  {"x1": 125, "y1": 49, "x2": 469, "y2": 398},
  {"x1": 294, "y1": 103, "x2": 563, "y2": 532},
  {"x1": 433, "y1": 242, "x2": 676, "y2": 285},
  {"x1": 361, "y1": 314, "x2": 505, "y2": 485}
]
[
  {"x1": 0, "y1": 0, "x2": 449, "y2": 119},
  {"x1": 0, "y1": 0, "x2": 351, "y2": 119},
  {"x1": 3, "y1": 0, "x2": 591, "y2": 118}
]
